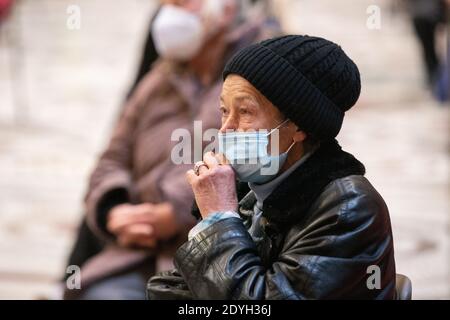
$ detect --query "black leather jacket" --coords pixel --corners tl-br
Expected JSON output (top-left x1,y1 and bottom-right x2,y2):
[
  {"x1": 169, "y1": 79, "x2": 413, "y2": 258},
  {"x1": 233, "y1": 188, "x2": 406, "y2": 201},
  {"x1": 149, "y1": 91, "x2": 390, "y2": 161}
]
[{"x1": 147, "y1": 141, "x2": 396, "y2": 299}]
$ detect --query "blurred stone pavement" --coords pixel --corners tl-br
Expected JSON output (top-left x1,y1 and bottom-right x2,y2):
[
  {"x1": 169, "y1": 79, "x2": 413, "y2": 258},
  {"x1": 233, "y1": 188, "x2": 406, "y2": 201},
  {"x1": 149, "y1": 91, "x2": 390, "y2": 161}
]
[{"x1": 0, "y1": 0, "x2": 448, "y2": 299}]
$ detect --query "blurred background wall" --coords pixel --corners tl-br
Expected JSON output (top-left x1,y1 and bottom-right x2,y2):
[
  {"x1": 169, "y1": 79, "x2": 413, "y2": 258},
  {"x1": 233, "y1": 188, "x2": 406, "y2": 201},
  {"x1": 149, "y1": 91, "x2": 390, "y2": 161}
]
[{"x1": 0, "y1": 0, "x2": 448, "y2": 299}]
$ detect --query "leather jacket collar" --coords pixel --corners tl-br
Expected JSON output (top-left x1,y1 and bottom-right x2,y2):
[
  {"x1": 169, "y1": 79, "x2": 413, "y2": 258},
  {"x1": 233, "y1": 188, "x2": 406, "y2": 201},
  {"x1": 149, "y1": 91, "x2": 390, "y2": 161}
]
[{"x1": 237, "y1": 139, "x2": 366, "y2": 229}]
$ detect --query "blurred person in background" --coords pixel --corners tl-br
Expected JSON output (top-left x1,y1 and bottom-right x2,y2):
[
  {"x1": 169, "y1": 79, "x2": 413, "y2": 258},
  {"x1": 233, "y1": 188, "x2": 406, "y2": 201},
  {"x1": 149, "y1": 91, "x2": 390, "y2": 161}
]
[
  {"x1": 126, "y1": 0, "x2": 275, "y2": 98},
  {"x1": 0, "y1": 0, "x2": 13, "y2": 23},
  {"x1": 63, "y1": 0, "x2": 281, "y2": 300},
  {"x1": 404, "y1": 0, "x2": 448, "y2": 93},
  {"x1": 434, "y1": 41, "x2": 449, "y2": 103}
]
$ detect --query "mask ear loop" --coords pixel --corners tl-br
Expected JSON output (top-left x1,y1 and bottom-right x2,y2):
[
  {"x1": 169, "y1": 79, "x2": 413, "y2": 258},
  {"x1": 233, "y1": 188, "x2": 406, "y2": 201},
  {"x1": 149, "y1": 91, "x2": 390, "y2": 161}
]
[
  {"x1": 266, "y1": 118, "x2": 290, "y2": 137},
  {"x1": 285, "y1": 140, "x2": 296, "y2": 154},
  {"x1": 265, "y1": 118, "x2": 295, "y2": 155}
]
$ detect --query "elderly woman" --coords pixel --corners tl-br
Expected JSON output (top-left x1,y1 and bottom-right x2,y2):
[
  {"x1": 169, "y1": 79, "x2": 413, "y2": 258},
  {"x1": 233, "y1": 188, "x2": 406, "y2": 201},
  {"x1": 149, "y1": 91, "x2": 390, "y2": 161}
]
[{"x1": 148, "y1": 35, "x2": 396, "y2": 299}]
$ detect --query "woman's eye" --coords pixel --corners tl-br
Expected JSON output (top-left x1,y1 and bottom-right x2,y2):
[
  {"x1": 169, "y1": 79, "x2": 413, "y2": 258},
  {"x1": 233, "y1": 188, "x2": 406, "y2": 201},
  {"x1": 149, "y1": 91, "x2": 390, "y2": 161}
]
[{"x1": 239, "y1": 108, "x2": 249, "y2": 115}]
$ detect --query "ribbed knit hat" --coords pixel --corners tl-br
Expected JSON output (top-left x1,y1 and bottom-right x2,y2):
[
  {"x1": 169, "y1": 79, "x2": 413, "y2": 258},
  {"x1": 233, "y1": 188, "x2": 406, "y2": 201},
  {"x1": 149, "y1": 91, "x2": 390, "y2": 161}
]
[{"x1": 222, "y1": 35, "x2": 361, "y2": 140}]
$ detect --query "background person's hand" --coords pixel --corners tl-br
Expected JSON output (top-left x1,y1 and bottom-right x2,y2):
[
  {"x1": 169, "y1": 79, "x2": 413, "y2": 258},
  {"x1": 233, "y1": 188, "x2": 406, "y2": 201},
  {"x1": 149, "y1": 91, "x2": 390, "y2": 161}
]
[
  {"x1": 116, "y1": 223, "x2": 157, "y2": 249},
  {"x1": 107, "y1": 202, "x2": 181, "y2": 248},
  {"x1": 186, "y1": 152, "x2": 238, "y2": 219},
  {"x1": 138, "y1": 202, "x2": 181, "y2": 241},
  {"x1": 107, "y1": 203, "x2": 156, "y2": 248}
]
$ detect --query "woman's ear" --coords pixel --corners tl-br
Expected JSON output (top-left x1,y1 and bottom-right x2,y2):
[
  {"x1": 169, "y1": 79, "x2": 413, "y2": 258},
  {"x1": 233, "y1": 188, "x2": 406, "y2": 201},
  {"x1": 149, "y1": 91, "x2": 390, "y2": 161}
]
[{"x1": 293, "y1": 129, "x2": 307, "y2": 143}]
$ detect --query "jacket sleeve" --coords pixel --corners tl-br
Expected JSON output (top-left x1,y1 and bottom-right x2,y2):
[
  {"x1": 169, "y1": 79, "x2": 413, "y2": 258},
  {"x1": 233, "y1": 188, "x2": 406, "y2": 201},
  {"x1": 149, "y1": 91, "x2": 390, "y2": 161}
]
[
  {"x1": 84, "y1": 90, "x2": 144, "y2": 241},
  {"x1": 147, "y1": 268, "x2": 193, "y2": 300},
  {"x1": 171, "y1": 181, "x2": 395, "y2": 299}
]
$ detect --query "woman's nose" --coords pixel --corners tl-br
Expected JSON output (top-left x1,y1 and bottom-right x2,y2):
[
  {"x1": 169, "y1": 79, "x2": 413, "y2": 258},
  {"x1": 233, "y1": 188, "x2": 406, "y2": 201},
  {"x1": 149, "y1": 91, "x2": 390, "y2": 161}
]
[{"x1": 219, "y1": 116, "x2": 239, "y2": 133}]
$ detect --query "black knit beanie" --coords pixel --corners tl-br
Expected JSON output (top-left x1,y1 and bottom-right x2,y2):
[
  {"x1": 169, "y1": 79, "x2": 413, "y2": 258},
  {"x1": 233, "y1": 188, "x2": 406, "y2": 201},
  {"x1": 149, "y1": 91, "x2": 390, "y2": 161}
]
[{"x1": 222, "y1": 35, "x2": 361, "y2": 140}]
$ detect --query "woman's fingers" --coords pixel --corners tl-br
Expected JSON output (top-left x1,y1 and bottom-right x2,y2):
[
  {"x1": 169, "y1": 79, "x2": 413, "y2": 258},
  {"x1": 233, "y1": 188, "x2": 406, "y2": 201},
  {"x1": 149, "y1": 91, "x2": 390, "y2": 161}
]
[
  {"x1": 107, "y1": 203, "x2": 155, "y2": 234},
  {"x1": 186, "y1": 169, "x2": 199, "y2": 185},
  {"x1": 117, "y1": 223, "x2": 156, "y2": 249},
  {"x1": 107, "y1": 207, "x2": 137, "y2": 233},
  {"x1": 126, "y1": 223, "x2": 154, "y2": 236},
  {"x1": 134, "y1": 236, "x2": 157, "y2": 249},
  {"x1": 198, "y1": 163, "x2": 209, "y2": 175},
  {"x1": 188, "y1": 152, "x2": 222, "y2": 181},
  {"x1": 203, "y1": 151, "x2": 219, "y2": 168},
  {"x1": 215, "y1": 152, "x2": 229, "y2": 165}
]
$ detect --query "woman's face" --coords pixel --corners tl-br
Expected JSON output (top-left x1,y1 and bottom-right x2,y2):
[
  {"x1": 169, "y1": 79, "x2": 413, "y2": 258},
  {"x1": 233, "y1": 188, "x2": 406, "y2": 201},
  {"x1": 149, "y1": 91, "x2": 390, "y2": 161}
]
[
  {"x1": 219, "y1": 75, "x2": 285, "y2": 132},
  {"x1": 219, "y1": 75, "x2": 300, "y2": 154}
]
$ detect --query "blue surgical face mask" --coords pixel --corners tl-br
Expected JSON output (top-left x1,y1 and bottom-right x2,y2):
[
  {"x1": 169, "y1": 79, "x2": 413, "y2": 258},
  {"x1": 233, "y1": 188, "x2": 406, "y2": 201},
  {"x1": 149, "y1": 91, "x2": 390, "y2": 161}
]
[{"x1": 218, "y1": 119, "x2": 295, "y2": 184}]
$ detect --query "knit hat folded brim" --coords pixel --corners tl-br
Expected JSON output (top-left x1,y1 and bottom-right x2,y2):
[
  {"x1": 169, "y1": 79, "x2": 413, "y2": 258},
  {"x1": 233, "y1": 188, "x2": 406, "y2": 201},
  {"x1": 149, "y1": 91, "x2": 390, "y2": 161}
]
[{"x1": 222, "y1": 36, "x2": 359, "y2": 140}]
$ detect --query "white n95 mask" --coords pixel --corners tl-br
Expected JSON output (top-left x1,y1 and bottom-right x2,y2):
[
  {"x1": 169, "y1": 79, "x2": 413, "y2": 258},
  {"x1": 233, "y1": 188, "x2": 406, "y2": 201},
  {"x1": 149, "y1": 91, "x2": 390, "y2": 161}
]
[
  {"x1": 151, "y1": 4, "x2": 205, "y2": 61},
  {"x1": 218, "y1": 119, "x2": 294, "y2": 184}
]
